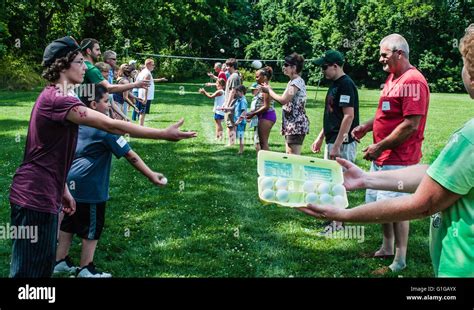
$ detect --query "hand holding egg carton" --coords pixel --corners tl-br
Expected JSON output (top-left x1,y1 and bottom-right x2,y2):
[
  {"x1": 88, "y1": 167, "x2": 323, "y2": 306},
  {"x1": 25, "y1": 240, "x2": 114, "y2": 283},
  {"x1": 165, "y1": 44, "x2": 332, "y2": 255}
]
[{"x1": 257, "y1": 151, "x2": 348, "y2": 208}]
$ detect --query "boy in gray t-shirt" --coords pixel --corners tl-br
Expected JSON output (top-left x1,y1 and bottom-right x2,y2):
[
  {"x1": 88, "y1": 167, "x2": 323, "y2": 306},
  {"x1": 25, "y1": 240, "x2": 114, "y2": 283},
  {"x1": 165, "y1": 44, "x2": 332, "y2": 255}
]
[{"x1": 54, "y1": 84, "x2": 167, "y2": 278}]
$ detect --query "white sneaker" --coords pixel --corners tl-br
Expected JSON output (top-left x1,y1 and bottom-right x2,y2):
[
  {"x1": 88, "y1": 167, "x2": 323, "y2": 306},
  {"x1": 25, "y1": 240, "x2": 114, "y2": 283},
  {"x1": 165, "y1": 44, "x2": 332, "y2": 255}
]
[
  {"x1": 53, "y1": 256, "x2": 78, "y2": 274},
  {"x1": 76, "y1": 262, "x2": 112, "y2": 278}
]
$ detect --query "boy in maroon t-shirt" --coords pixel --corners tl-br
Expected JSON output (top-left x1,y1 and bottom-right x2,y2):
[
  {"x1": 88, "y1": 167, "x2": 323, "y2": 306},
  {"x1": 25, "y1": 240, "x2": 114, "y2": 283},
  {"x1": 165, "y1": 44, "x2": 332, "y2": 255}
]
[{"x1": 8, "y1": 36, "x2": 196, "y2": 278}]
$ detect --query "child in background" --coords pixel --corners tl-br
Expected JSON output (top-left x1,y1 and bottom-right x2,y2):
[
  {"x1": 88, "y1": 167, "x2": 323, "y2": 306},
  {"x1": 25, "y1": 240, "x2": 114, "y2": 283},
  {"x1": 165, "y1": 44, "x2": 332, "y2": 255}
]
[
  {"x1": 95, "y1": 62, "x2": 129, "y2": 121},
  {"x1": 199, "y1": 78, "x2": 226, "y2": 140},
  {"x1": 230, "y1": 85, "x2": 248, "y2": 154},
  {"x1": 248, "y1": 82, "x2": 260, "y2": 151},
  {"x1": 54, "y1": 84, "x2": 167, "y2": 278}
]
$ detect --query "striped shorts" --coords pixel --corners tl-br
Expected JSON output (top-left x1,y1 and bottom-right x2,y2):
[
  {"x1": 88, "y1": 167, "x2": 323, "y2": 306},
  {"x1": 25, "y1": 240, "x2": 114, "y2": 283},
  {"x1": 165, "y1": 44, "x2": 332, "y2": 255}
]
[{"x1": 9, "y1": 204, "x2": 58, "y2": 278}]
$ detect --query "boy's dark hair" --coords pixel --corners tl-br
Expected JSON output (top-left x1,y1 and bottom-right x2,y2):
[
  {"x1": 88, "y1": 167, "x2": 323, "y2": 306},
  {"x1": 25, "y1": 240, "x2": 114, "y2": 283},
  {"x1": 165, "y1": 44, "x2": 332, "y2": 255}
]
[
  {"x1": 78, "y1": 83, "x2": 108, "y2": 107},
  {"x1": 80, "y1": 38, "x2": 99, "y2": 54},
  {"x1": 235, "y1": 84, "x2": 246, "y2": 94},
  {"x1": 41, "y1": 51, "x2": 80, "y2": 82},
  {"x1": 225, "y1": 58, "x2": 238, "y2": 69},
  {"x1": 285, "y1": 52, "x2": 305, "y2": 74}
]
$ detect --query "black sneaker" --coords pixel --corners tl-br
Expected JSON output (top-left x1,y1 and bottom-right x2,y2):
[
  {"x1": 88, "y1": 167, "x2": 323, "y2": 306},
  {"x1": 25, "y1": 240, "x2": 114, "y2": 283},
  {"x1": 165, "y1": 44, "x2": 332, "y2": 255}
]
[{"x1": 76, "y1": 262, "x2": 112, "y2": 278}]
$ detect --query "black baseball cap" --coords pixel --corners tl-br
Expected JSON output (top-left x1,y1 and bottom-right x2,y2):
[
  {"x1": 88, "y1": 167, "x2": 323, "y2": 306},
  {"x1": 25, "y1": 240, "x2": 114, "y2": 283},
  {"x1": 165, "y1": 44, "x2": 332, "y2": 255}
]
[
  {"x1": 42, "y1": 36, "x2": 87, "y2": 67},
  {"x1": 314, "y1": 50, "x2": 345, "y2": 66}
]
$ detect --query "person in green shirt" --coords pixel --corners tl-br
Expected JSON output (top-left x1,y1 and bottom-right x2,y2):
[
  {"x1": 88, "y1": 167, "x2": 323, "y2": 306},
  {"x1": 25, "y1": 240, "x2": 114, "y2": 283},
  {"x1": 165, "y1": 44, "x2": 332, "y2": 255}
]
[
  {"x1": 80, "y1": 38, "x2": 149, "y2": 93},
  {"x1": 298, "y1": 25, "x2": 474, "y2": 277}
]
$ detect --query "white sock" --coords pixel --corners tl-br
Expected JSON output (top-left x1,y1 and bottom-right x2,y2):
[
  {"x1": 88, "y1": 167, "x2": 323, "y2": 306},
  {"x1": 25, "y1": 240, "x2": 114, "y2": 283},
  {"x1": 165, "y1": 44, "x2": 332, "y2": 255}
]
[{"x1": 389, "y1": 260, "x2": 406, "y2": 272}]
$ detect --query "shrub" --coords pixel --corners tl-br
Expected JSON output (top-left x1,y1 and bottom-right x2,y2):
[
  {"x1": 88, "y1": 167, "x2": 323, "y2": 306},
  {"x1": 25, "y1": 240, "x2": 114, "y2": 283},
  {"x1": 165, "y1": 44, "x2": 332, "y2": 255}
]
[{"x1": 0, "y1": 54, "x2": 44, "y2": 90}]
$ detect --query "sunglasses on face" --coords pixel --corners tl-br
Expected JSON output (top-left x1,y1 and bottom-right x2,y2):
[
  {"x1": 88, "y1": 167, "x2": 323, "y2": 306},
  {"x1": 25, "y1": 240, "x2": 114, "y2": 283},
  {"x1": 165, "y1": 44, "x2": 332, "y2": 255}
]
[
  {"x1": 321, "y1": 64, "x2": 336, "y2": 71},
  {"x1": 283, "y1": 63, "x2": 292, "y2": 67}
]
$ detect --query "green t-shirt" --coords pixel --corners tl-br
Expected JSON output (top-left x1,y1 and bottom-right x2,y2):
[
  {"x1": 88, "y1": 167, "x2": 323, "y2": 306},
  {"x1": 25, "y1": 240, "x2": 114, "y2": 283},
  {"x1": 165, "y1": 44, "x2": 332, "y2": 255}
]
[
  {"x1": 83, "y1": 60, "x2": 104, "y2": 84},
  {"x1": 427, "y1": 118, "x2": 474, "y2": 277}
]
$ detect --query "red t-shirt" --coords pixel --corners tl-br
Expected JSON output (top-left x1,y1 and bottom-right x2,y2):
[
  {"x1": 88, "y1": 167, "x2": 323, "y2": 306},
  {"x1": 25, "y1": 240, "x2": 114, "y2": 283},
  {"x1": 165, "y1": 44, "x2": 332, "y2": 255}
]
[
  {"x1": 218, "y1": 71, "x2": 227, "y2": 82},
  {"x1": 9, "y1": 86, "x2": 85, "y2": 214},
  {"x1": 373, "y1": 67, "x2": 430, "y2": 166}
]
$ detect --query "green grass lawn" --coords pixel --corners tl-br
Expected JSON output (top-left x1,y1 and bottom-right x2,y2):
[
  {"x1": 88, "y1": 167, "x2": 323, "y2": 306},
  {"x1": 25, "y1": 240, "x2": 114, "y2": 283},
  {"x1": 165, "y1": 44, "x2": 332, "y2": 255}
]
[{"x1": 0, "y1": 82, "x2": 472, "y2": 277}]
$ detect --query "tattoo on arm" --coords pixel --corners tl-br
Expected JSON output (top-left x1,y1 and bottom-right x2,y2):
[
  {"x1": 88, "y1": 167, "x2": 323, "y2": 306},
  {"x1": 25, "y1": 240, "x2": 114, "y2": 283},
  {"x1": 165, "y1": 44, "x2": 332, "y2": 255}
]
[
  {"x1": 130, "y1": 157, "x2": 138, "y2": 163},
  {"x1": 72, "y1": 106, "x2": 87, "y2": 118}
]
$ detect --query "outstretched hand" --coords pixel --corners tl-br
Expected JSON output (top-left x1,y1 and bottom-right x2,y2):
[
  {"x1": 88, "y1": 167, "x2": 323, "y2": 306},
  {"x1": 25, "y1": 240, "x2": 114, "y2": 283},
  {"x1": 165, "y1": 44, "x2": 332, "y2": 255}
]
[
  {"x1": 335, "y1": 157, "x2": 367, "y2": 191},
  {"x1": 162, "y1": 118, "x2": 197, "y2": 141}
]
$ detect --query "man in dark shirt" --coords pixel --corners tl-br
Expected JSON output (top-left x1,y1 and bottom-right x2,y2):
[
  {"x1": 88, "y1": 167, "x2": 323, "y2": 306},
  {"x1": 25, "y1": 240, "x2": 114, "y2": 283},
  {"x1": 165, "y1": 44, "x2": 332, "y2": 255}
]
[{"x1": 311, "y1": 50, "x2": 360, "y2": 234}]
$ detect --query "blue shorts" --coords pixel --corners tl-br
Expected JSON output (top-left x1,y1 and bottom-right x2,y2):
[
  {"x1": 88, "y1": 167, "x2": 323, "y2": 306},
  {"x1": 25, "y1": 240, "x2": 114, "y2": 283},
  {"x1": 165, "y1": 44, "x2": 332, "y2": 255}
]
[
  {"x1": 214, "y1": 113, "x2": 224, "y2": 120},
  {"x1": 236, "y1": 123, "x2": 246, "y2": 139}
]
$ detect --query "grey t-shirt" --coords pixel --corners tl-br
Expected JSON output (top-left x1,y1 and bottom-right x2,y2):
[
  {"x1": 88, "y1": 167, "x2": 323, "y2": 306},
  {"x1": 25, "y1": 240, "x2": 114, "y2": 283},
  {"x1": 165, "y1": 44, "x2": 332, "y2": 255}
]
[
  {"x1": 67, "y1": 126, "x2": 131, "y2": 203},
  {"x1": 225, "y1": 72, "x2": 241, "y2": 104}
]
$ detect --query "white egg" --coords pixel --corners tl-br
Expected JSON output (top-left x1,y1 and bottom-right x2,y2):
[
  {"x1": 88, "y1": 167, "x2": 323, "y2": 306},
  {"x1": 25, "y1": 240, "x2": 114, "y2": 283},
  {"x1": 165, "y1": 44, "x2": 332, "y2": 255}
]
[
  {"x1": 276, "y1": 189, "x2": 290, "y2": 202},
  {"x1": 332, "y1": 184, "x2": 346, "y2": 196},
  {"x1": 303, "y1": 180, "x2": 316, "y2": 193},
  {"x1": 275, "y1": 178, "x2": 289, "y2": 190},
  {"x1": 260, "y1": 177, "x2": 274, "y2": 190},
  {"x1": 333, "y1": 195, "x2": 346, "y2": 208},
  {"x1": 161, "y1": 177, "x2": 168, "y2": 185},
  {"x1": 318, "y1": 182, "x2": 331, "y2": 194},
  {"x1": 319, "y1": 193, "x2": 333, "y2": 205},
  {"x1": 305, "y1": 193, "x2": 319, "y2": 204},
  {"x1": 220, "y1": 48, "x2": 225, "y2": 53},
  {"x1": 262, "y1": 189, "x2": 275, "y2": 200}
]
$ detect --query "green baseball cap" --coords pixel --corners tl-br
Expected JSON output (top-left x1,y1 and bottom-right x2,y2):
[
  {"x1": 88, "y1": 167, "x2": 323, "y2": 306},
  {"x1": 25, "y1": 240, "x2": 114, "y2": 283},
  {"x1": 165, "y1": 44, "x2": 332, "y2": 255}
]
[
  {"x1": 249, "y1": 82, "x2": 258, "y2": 90},
  {"x1": 314, "y1": 50, "x2": 345, "y2": 66}
]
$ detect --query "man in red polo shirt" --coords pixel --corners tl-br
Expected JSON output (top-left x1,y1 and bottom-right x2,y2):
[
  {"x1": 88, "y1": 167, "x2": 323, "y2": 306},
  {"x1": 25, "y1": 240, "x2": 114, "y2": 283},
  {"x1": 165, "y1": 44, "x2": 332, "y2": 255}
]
[
  {"x1": 207, "y1": 62, "x2": 228, "y2": 84},
  {"x1": 351, "y1": 33, "x2": 430, "y2": 274}
]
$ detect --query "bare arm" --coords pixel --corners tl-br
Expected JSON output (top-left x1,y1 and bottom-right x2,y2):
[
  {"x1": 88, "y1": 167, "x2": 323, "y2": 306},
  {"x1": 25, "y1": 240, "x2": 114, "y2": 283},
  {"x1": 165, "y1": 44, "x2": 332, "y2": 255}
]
[
  {"x1": 248, "y1": 92, "x2": 270, "y2": 117},
  {"x1": 351, "y1": 118, "x2": 374, "y2": 142},
  {"x1": 121, "y1": 81, "x2": 139, "y2": 111},
  {"x1": 99, "y1": 79, "x2": 149, "y2": 94},
  {"x1": 335, "y1": 157, "x2": 428, "y2": 193},
  {"x1": 300, "y1": 174, "x2": 461, "y2": 223},
  {"x1": 200, "y1": 89, "x2": 223, "y2": 99},
  {"x1": 363, "y1": 115, "x2": 422, "y2": 161},
  {"x1": 109, "y1": 100, "x2": 130, "y2": 121},
  {"x1": 328, "y1": 107, "x2": 354, "y2": 159},
  {"x1": 66, "y1": 105, "x2": 197, "y2": 141},
  {"x1": 124, "y1": 150, "x2": 166, "y2": 185},
  {"x1": 263, "y1": 85, "x2": 297, "y2": 106}
]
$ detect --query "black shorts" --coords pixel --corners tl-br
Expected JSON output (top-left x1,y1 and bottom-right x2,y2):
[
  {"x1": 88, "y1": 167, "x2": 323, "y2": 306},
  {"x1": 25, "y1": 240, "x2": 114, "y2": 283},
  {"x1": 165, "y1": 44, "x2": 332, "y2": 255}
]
[
  {"x1": 60, "y1": 201, "x2": 106, "y2": 240},
  {"x1": 10, "y1": 204, "x2": 58, "y2": 278},
  {"x1": 285, "y1": 134, "x2": 306, "y2": 145},
  {"x1": 136, "y1": 100, "x2": 152, "y2": 114}
]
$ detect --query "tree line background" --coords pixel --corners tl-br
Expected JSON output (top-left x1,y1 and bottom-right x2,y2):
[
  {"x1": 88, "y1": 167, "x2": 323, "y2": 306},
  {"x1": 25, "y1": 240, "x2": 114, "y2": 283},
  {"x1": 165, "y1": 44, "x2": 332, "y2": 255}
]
[{"x1": 0, "y1": 0, "x2": 472, "y2": 92}]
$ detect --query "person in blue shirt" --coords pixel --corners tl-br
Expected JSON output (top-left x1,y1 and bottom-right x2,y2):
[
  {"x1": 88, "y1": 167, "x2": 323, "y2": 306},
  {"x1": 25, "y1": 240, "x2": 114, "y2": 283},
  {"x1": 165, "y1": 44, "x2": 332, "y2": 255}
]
[
  {"x1": 226, "y1": 85, "x2": 248, "y2": 154},
  {"x1": 220, "y1": 85, "x2": 248, "y2": 154},
  {"x1": 54, "y1": 84, "x2": 167, "y2": 278}
]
